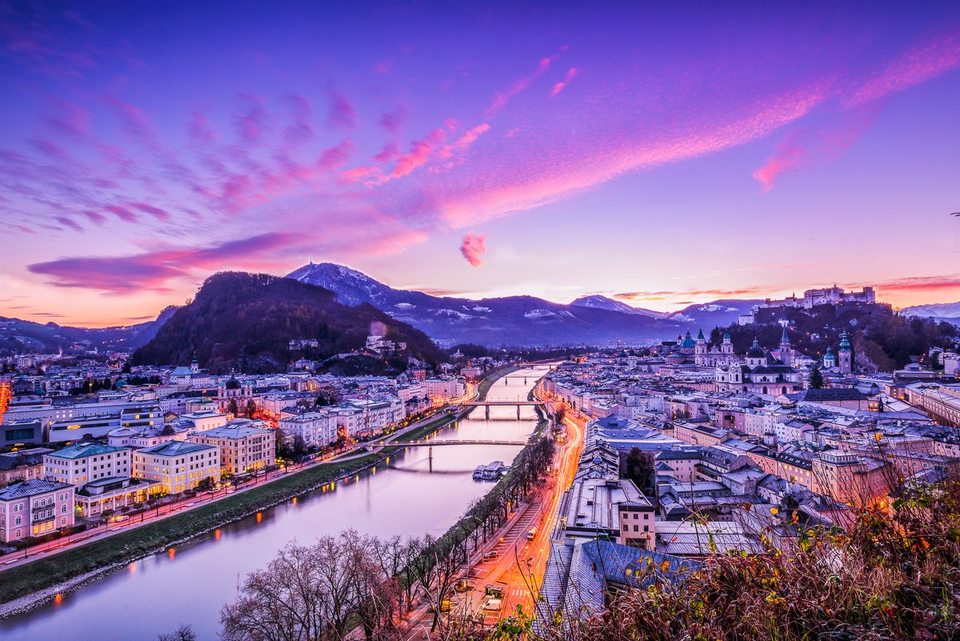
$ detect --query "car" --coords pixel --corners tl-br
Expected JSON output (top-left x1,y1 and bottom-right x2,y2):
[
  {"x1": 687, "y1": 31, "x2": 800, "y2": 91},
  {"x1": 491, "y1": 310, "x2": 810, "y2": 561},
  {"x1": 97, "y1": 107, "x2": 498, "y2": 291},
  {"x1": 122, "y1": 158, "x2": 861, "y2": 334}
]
[
  {"x1": 482, "y1": 597, "x2": 502, "y2": 611},
  {"x1": 482, "y1": 551, "x2": 498, "y2": 560},
  {"x1": 454, "y1": 579, "x2": 475, "y2": 592},
  {"x1": 430, "y1": 599, "x2": 452, "y2": 614},
  {"x1": 484, "y1": 584, "x2": 504, "y2": 598}
]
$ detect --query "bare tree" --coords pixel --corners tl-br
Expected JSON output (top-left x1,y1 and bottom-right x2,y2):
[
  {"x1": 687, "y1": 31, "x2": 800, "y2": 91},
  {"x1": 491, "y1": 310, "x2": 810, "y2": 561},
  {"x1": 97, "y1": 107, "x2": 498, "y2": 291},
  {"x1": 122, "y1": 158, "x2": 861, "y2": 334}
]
[
  {"x1": 157, "y1": 625, "x2": 197, "y2": 641},
  {"x1": 343, "y1": 532, "x2": 401, "y2": 641}
]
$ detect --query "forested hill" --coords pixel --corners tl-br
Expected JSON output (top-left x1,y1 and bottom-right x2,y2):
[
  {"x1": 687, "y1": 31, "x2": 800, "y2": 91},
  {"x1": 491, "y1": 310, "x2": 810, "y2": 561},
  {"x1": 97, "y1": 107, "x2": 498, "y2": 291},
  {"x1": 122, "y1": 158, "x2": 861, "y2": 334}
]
[
  {"x1": 711, "y1": 302, "x2": 958, "y2": 371},
  {"x1": 132, "y1": 272, "x2": 443, "y2": 373}
]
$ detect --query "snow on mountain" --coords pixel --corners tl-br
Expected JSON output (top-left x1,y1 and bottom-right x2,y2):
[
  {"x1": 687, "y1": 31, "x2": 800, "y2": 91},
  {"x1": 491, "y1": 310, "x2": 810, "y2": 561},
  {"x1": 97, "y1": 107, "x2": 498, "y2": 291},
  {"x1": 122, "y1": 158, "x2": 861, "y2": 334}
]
[
  {"x1": 285, "y1": 262, "x2": 683, "y2": 346},
  {"x1": 524, "y1": 309, "x2": 558, "y2": 319},
  {"x1": 570, "y1": 295, "x2": 667, "y2": 318},
  {"x1": 902, "y1": 301, "x2": 960, "y2": 319}
]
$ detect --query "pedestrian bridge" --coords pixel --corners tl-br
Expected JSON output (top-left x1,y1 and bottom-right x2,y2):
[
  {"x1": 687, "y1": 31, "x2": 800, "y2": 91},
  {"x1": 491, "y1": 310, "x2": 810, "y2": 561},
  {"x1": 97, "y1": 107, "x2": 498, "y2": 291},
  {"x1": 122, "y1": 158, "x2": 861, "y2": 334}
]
[{"x1": 368, "y1": 438, "x2": 526, "y2": 449}]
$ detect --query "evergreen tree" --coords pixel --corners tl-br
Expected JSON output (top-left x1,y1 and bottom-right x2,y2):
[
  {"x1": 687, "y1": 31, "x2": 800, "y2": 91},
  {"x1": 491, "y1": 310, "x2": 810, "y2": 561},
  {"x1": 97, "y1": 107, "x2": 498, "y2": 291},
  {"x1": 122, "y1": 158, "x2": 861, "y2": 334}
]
[{"x1": 809, "y1": 366, "x2": 824, "y2": 389}]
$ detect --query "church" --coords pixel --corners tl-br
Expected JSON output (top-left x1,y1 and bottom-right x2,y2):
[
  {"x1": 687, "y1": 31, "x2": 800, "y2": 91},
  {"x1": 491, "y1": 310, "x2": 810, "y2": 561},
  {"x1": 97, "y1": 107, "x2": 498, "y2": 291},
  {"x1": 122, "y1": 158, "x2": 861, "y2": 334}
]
[
  {"x1": 715, "y1": 328, "x2": 804, "y2": 395},
  {"x1": 694, "y1": 329, "x2": 738, "y2": 367}
]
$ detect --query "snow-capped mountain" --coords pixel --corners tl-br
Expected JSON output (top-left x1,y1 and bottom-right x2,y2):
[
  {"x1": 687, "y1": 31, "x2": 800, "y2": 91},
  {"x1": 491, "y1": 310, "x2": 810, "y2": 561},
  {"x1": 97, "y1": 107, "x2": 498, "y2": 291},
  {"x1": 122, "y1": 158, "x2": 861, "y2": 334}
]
[
  {"x1": 287, "y1": 263, "x2": 682, "y2": 346},
  {"x1": 667, "y1": 300, "x2": 761, "y2": 328},
  {"x1": 570, "y1": 295, "x2": 668, "y2": 318},
  {"x1": 902, "y1": 301, "x2": 960, "y2": 319}
]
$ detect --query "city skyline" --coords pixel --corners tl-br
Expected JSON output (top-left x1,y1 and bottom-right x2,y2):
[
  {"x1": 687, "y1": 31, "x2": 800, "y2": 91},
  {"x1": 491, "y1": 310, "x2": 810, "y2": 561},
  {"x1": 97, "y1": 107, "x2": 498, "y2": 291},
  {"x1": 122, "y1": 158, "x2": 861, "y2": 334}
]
[{"x1": 2, "y1": 2, "x2": 960, "y2": 326}]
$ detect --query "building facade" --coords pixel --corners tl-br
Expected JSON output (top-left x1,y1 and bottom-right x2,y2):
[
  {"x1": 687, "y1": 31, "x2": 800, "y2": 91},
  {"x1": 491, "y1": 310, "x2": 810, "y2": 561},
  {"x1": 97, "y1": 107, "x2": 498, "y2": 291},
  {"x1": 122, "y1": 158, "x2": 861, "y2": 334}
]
[
  {"x1": 0, "y1": 479, "x2": 75, "y2": 542},
  {"x1": 132, "y1": 441, "x2": 220, "y2": 494}
]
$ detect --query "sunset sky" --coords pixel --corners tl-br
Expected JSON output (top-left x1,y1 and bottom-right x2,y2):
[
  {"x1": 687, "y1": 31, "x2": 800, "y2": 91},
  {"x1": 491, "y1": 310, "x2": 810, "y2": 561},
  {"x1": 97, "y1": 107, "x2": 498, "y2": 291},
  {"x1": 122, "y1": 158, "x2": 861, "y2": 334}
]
[{"x1": 1, "y1": 2, "x2": 959, "y2": 327}]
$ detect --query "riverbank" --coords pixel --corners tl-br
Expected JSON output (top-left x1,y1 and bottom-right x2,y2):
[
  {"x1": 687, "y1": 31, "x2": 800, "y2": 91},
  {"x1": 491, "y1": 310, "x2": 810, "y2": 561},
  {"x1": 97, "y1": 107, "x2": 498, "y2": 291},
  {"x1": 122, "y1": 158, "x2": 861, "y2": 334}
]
[{"x1": 0, "y1": 364, "x2": 523, "y2": 616}]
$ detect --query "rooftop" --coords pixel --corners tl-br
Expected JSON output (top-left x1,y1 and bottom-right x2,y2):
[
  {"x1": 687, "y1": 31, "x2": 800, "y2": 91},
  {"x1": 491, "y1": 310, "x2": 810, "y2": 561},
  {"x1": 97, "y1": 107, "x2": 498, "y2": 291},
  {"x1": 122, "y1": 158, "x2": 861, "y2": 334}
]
[
  {"x1": 46, "y1": 441, "x2": 126, "y2": 459},
  {"x1": 139, "y1": 441, "x2": 216, "y2": 456},
  {"x1": 0, "y1": 478, "x2": 73, "y2": 501}
]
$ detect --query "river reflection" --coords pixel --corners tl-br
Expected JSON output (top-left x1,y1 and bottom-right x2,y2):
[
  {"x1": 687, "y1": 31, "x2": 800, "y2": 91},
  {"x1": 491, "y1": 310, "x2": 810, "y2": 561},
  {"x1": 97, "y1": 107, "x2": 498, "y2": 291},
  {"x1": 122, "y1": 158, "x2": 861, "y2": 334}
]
[{"x1": 0, "y1": 367, "x2": 547, "y2": 641}]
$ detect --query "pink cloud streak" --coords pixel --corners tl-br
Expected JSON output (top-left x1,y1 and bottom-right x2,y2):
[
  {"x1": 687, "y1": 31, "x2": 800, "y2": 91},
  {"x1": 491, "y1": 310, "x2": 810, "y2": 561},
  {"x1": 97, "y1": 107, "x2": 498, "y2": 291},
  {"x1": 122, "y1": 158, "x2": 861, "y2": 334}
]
[{"x1": 551, "y1": 67, "x2": 578, "y2": 96}]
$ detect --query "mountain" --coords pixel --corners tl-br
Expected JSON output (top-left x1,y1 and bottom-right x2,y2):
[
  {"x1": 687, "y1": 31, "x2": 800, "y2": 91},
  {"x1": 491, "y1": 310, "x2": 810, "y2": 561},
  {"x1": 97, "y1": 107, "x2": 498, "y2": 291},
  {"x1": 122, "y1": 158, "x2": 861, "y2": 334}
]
[
  {"x1": 0, "y1": 309, "x2": 175, "y2": 356},
  {"x1": 570, "y1": 295, "x2": 667, "y2": 318},
  {"x1": 288, "y1": 263, "x2": 682, "y2": 346},
  {"x1": 667, "y1": 300, "x2": 761, "y2": 328},
  {"x1": 132, "y1": 272, "x2": 443, "y2": 373},
  {"x1": 902, "y1": 301, "x2": 960, "y2": 323}
]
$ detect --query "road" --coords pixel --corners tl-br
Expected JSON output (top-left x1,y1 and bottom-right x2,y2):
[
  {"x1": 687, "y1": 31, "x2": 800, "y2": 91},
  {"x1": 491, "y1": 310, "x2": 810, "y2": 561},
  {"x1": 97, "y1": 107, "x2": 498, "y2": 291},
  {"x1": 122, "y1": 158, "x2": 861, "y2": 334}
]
[{"x1": 399, "y1": 384, "x2": 586, "y2": 639}]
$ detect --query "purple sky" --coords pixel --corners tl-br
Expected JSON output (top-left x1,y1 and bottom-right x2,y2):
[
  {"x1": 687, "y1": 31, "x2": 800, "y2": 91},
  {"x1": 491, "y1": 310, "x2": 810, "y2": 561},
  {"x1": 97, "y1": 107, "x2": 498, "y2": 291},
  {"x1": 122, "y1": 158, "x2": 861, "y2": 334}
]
[{"x1": 1, "y1": 2, "x2": 959, "y2": 326}]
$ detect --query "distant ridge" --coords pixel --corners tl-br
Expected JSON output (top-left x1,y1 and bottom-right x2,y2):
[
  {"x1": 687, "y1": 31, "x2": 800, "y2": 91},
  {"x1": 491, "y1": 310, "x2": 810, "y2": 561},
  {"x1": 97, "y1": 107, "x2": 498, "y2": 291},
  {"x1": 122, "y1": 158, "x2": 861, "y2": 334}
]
[
  {"x1": 288, "y1": 262, "x2": 690, "y2": 346},
  {"x1": 902, "y1": 301, "x2": 960, "y2": 320}
]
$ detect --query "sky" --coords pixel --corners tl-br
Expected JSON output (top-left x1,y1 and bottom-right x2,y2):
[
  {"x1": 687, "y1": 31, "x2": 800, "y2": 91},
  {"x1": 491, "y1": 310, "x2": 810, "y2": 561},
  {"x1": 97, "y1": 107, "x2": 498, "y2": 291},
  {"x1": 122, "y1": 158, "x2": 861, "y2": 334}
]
[{"x1": 1, "y1": 1, "x2": 959, "y2": 327}]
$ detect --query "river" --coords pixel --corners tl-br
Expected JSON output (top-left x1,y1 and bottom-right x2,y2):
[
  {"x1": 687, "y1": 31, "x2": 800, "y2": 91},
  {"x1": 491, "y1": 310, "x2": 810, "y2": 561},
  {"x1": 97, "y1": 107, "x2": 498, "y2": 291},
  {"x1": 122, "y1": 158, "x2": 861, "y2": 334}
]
[{"x1": 0, "y1": 367, "x2": 547, "y2": 641}]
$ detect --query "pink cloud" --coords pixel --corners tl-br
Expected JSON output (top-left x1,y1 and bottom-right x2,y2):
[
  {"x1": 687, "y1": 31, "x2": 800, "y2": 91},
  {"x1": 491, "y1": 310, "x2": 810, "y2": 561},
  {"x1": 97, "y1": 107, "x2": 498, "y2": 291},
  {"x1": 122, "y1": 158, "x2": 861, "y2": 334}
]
[
  {"x1": 131, "y1": 202, "x2": 171, "y2": 221},
  {"x1": 328, "y1": 92, "x2": 356, "y2": 129},
  {"x1": 452, "y1": 123, "x2": 490, "y2": 150},
  {"x1": 28, "y1": 232, "x2": 300, "y2": 293},
  {"x1": 339, "y1": 165, "x2": 382, "y2": 184},
  {"x1": 753, "y1": 133, "x2": 805, "y2": 191},
  {"x1": 104, "y1": 96, "x2": 157, "y2": 144},
  {"x1": 379, "y1": 107, "x2": 407, "y2": 134},
  {"x1": 440, "y1": 82, "x2": 831, "y2": 228},
  {"x1": 753, "y1": 105, "x2": 879, "y2": 190},
  {"x1": 189, "y1": 108, "x2": 217, "y2": 145},
  {"x1": 45, "y1": 101, "x2": 90, "y2": 136},
  {"x1": 55, "y1": 216, "x2": 83, "y2": 232},
  {"x1": 486, "y1": 50, "x2": 564, "y2": 118},
  {"x1": 389, "y1": 124, "x2": 453, "y2": 178},
  {"x1": 854, "y1": 275, "x2": 960, "y2": 293},
  {"x1": 317, "y1": 139, "x2": 354, "y2": 170},
  {"x1": 31, "y1": 138, "x2": 70, "y2": 160},
  {"x1": 550, "y1": 67, "x2": 578, "y2": 97},
  {"x1": 459, "y1": 233, "x2": 486, "y2": 267},
  {"x1": 843, "y1": 29, "x2": 960, "y2": 108},
  {"x1": 236, "y1": 94, "x2": 268, "y2": 144},
  {"x1": 374, "y1": 142, "x2": 400, "y2": 162},
  {"x1": 83, "y1": 210, "x2": 107, "y2": 225},
  {"x1": 105, "y1": 204, "x2": 137, "y2": 222},
  {"x1": 284, "y1": 94, "x2": 314, "y2": 143}
]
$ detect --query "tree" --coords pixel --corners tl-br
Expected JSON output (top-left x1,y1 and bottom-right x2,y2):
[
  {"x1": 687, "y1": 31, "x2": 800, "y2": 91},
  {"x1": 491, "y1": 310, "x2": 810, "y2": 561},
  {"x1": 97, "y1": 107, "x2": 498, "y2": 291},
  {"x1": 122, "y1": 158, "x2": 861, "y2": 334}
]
[
  {"x1": 157, "y1": 625, "x2": 196, "y2": 641},
  {"x1": 930, "y1": 350, "x2": 943, "y2": 371},
  {"x1": 196, "y1": 476, "x2": 216, "y2": 492},
  {"x1": 552, "y1": 406, "x2": 566, "y2": 426},
  {"x1": 245, "y1": 399, "x2": 257, "y2": 418},
  {"x1": 227, "y1": 399, "x2": 239, "y2": 416},
  {"x1": 407, "y1": 535, "x2": 460, "y2": 633},
  {"x1": 809, "y1": 366, "x2": 824, "y2": 389},
  {"x1": 624, "y1": 447, "x2": 656, "y2": 497},
  {"x1": 221, "y1": 533, "x2": 402, "y2": 641}
]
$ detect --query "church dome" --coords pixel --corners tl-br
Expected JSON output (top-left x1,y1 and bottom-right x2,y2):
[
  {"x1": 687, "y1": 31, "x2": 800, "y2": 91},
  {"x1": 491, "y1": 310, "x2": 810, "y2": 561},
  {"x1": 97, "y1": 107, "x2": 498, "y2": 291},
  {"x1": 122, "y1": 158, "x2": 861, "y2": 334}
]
[{"x1": 746, "y1": 338, "x2": 765, "y2": 359}]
